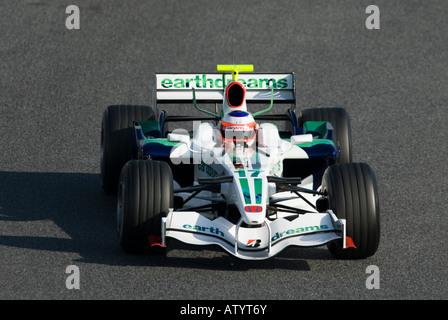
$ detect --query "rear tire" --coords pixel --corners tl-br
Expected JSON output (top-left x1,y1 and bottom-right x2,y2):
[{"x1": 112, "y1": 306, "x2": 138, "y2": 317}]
[
  {"x1": 299, "y1": 107, "x2": 352, "y2": 163},
  {"x1": 322, "y1": 163, "x2": 380, "y2": 259},
  {"x1": 117, "y1": 160, "x2": 173, "y2": 254},
  {"x1": 101, "y1": 105, "x2": 155, "y2": 194}
]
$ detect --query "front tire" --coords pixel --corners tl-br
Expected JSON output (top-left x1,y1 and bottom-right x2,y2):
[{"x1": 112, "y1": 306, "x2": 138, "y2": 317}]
[
  {"x1": 117, "y1": 160, "x2": 173, "y2": 254},
  {"x1": 322, "y1": 163, "x2": 380, "y2": 259}
]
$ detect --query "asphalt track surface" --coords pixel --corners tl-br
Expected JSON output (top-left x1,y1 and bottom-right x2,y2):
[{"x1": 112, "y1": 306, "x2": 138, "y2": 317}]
[{"x1": 1, "y1": 0, "x2": 447, "y2": 301}]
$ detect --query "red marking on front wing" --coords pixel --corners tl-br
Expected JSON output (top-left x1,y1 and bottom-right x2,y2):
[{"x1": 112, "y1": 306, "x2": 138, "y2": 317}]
[
  {"x1": 345, "y1": 236, "x2": 357, "y2": 249},
  {"x1": 148, "y1": 235, "x2": 163, "y2": 247}
]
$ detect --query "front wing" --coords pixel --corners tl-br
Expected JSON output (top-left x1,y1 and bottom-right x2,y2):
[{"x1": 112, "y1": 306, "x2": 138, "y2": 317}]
[{"x1": 162, "y1": 209, "x2": 346, "y2": 260}]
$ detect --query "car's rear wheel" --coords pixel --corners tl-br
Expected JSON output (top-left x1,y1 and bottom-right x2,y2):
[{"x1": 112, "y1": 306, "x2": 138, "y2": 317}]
[
  {"x1": 322, "y1": 163, "x2": 380, "y2": 259},
  {"x1": 298, "y1": 107, "x2": 352, "y2": 163},
  {"x1": 117, "y1": 160, "x2": 173, "y2": 254},
  {"x1": 101, "y1": 105, "x2": 155, "y2": 194}
]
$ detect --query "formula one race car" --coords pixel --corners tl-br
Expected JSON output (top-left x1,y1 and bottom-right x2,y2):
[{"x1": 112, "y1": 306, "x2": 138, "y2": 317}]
[{"x1": 100, "y1": 65, "x2": 380, "y2": 260}]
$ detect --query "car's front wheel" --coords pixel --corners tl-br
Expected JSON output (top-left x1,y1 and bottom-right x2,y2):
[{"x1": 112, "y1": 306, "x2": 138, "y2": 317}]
[
  {"x1": 322, "y1": 163, "x2": 380, "y2": 259},
  {"x1": 117, "y1": 160, "x2": 173, "y2": 254}
]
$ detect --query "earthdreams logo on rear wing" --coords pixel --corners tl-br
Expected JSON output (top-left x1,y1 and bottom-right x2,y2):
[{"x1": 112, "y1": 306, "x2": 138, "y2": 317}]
[
  {"x1": 158, "y1": 74, "x2": 292, "y2": 90},
  {"x1": 153, "y1": 72, "x2": 296, "y2": 104}
]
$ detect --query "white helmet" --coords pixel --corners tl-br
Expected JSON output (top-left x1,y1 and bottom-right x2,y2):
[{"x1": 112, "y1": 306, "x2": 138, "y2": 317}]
[{"x1": 220, "y1": 110, "x2": 257, "y2": 144}]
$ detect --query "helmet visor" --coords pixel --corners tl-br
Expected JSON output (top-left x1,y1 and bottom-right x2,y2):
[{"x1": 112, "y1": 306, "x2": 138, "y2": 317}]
[{"x1": 222, "y1": 125, "x2": 256, "y2": 142}]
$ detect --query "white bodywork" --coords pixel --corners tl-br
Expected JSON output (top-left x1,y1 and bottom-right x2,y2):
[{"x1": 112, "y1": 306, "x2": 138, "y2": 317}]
[
  {"x1": 162, "y1": 123, "x2": 346, "y2": 260},
  {"x1": 155, "y1": 71, "x2": 347, "y2": 260}
]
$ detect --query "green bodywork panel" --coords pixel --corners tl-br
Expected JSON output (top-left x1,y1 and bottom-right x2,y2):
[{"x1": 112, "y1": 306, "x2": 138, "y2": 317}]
[
  {"x1": 303, "y1": 121, "x2": 328, "y2": 139},
  {"x1": 136, "y1": 120, "x2": 161, "y2": 137}
]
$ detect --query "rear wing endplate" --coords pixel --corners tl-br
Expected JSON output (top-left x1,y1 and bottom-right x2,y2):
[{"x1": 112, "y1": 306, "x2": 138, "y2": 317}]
[{"x1": 153, "y1": 73, "x2": 295, "y2": 109}]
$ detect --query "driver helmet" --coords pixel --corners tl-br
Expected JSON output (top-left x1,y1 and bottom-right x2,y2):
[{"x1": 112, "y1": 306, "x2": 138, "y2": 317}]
[{"x1": 220, "y1": 110, "x2": 257, "y2": 145}]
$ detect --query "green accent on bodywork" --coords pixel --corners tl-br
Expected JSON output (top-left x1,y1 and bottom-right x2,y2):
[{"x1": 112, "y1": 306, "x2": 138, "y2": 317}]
[
  {"x1": 239, "y1": 178, "x2": 251, "y2": 204},
  {"x1": 192, "y1": 87, "x2": 220, "y2": 118},
  {"x1": 235, "y1": 170, "x2": 246, "y2": 177},
  {"x1": 252, "y1": 85, "x2": 274, "y2": 117},
  {"x1": 144, "y1": 138, "x2": 180, "y2": 147},
  {"x1": 303, "y1": 121, "x2": 328, "y2": 139},
  {"x1": 136, "y1": 120, "x2": 161, "y2": 136},
  {"x1": 254, "y1": 178, "x2": 262, "y2": 204}
]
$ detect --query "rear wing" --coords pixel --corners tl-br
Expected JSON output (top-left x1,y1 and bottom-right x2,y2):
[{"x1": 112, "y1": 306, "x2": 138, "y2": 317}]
[{"x1": 153, "y1": 73, "x2": 296, "y2": 109}]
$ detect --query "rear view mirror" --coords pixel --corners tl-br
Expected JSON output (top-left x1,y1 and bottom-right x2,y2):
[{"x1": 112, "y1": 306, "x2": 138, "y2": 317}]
[
  {"x1": 168, "y1": 133, "x2": 190, "y2": 144},
  {"x1": 290, "y1": 134, "x2": 313, "y2": 144}
]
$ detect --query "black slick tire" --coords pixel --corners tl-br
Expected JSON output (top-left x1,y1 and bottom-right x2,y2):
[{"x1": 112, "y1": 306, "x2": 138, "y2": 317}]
[
  {"x1": 117, "y1": 160, "x2": 173, "y2": 254},
  {"x1": 322, "y1": 163, "x2": 380, "y2": 259},
  {"x1": 100, "y1": 105, "x2": 155, "y2": 194}
]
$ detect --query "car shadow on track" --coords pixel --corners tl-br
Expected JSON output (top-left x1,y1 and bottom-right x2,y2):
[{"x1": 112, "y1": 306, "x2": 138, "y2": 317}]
[{"x1": 0, "y1": 171, "x2": 334, "y2": 271}]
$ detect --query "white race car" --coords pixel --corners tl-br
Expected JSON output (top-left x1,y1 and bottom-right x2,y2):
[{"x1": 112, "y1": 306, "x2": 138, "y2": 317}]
[{"x1": 101, "y1": 65, "x2": 380, "y2": 260}]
